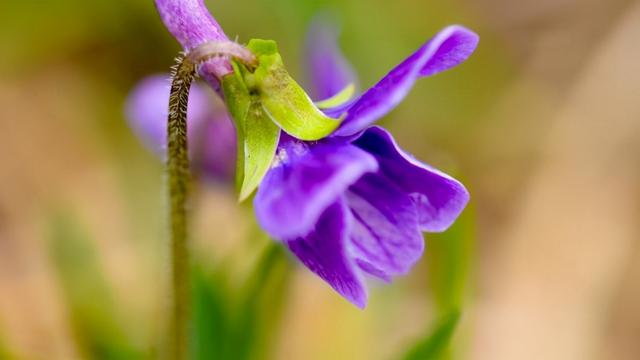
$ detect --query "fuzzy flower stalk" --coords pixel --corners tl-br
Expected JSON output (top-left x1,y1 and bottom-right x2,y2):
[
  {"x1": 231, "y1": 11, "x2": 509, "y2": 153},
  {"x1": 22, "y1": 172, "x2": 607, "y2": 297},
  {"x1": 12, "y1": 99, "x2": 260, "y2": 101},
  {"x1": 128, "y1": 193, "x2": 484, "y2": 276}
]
[
  {"x1": 152, "y1": 2, "x2": 258, "y2": 357},
  {"x1": 132, "y1": 0, "x2": 477, "y2": 356}
]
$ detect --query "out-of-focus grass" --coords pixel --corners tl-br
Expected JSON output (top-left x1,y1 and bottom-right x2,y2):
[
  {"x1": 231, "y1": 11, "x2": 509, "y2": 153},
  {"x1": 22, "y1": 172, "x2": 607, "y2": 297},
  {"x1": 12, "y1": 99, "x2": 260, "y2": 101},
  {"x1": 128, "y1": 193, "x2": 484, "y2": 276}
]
[
  {"x1": 0, "y1": 329, "x2": 13, "y2": 360},
  {"x1": 398, "y1": 203, "x2": 475, "y2": 360},
  {"x1": 229, "y1": 245, "x2": 291, "y2": 360},
  {"x1": 190, "y1": 266, "x2": 230, "y2": 359},
  {"x1": 428, "y1": 204, "x2": 475, "y2": 314},
  {"x1": 48, "y1": 210, "x2": 292, "y2": 360},
  {"x1": 402, "y1": 311, "x2": 461, "y2": 360},
  {"x1": 48, "y1": 211, "x2": 145, "y2": 359},
  {"x1": 191, "y1": 244, "x2": 291, "y2": 360}
]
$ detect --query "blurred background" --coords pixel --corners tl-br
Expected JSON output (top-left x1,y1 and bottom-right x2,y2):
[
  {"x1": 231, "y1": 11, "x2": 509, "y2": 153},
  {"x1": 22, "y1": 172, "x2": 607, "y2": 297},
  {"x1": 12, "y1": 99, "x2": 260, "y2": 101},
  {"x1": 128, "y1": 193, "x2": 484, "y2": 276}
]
[{"x1": 1, "y1": 0, "x2": 639, "y2": 359}]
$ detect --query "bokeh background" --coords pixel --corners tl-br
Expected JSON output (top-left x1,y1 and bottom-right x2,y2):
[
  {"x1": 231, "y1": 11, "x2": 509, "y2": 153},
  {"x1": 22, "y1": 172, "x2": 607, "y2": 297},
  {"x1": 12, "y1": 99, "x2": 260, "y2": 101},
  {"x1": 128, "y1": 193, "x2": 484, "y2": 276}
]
[{"x1": 1, "y1": 0, "x2": 639, "y2": 359}]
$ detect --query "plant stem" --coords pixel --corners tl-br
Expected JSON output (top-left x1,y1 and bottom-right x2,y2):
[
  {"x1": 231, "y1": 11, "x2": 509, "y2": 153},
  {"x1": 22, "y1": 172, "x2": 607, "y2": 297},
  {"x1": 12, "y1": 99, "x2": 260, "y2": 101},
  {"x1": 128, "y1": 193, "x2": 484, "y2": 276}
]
[{"x1": 167, "y1": 55, "x2": 196, "y2": 360}]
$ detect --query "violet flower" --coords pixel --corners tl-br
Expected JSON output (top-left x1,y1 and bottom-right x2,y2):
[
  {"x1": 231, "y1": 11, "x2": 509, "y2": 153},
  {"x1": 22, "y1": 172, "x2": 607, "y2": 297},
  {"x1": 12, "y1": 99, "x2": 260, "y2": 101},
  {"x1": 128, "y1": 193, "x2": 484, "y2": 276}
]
[
  {"x1": 255, "y1": 23, "x2": 476, "y2": 307},
  {"x1": 126, "y1": 75, "x2": 236, "y2": 181},
  {"x1": 152, "y1": 0, "x2": 477, "y2": 307}
]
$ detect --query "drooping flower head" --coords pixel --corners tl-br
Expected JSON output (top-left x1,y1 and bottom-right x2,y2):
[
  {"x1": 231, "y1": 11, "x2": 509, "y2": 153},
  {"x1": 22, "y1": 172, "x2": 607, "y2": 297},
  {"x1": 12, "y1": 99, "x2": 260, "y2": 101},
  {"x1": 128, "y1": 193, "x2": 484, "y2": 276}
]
[
  {"x1": 254, "y1": 23, "x2": 477, "y2": 307},
  {"x1": 138, "y1": 0, "x2": 477, "y2": 307}
]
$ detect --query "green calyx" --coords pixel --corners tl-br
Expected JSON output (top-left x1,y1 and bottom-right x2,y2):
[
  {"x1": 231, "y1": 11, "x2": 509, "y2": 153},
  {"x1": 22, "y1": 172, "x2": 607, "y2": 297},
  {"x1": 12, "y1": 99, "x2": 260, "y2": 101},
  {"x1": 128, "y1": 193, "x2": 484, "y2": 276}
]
[
  {"x1": 222, "y1": 39, "x2": 345, "y2": 201},
  {"x1": 245, "y1": 39, "x2": 343, "y2": 141}
]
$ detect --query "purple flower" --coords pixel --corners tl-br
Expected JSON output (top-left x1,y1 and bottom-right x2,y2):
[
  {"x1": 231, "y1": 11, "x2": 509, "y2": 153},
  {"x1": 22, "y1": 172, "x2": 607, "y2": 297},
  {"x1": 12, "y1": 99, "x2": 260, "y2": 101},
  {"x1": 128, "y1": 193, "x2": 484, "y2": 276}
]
[
  {"x1": 151, "y1": 0, "x2": 477, "y2": 307},
  {"x1": 125, "y1": 74, "x2": 236, "y2": 181},
  {"x1": 254, "y1": 24, "x2": 477, "y2": 307}
]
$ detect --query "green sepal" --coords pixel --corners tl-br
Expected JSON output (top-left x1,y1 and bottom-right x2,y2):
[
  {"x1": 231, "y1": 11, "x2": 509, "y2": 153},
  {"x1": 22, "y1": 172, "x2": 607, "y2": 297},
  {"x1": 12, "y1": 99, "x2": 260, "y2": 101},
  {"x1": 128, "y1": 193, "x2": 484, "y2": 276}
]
[
  {"x1": 315, "y1": 83, "x2": 356, "y2": 109},
  {"x1": 238, "y1": 100, "x2": 280, "y2": 201},
  {"x1": 247, "y1": 39, "x2": 342, "y2": 141},
  {"x1": 222, "y1": 64, "x2": 280, "y2": 201},
  {"x1": 222, "y1": 62, "x2": 250, "y2": 193}
]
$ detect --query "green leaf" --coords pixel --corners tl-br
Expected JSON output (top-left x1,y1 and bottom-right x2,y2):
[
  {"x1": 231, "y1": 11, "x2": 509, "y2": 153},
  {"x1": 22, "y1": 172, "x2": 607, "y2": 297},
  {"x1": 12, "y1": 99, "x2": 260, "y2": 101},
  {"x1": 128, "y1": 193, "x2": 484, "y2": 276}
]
[
  {"x1": 402, "y1": 311, "x2": 461, "y2": 360},
  {"x1": 222, "y1": 65, "x2": 280, "y2": 201},
  {"x1": 247, "y1": 39, "x2": 342, "y2": 141},
  {"x1": 315, "y1": 83, "x2": 356, "y2": 109}
]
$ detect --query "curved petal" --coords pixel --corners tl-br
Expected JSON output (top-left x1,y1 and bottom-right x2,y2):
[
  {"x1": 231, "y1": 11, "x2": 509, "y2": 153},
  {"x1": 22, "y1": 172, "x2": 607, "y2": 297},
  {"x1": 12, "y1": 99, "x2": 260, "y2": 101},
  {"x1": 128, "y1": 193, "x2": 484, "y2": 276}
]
[
  {"x1": 286, "y1": 200, "x2": 367, "y2": 308},
  {"x1": 154, "y1": 0, "x2": 232, "y2": 89},
  {"x1": 332, "y1": 26, "x2": 479, "y2": 136},
  {"x1": 125, "y1": 75, "x2": 210, "y2": 158},
  {"x1": 346, "y1": 173, "x2": 424, "y2": 280},
  {"x1": 354, "y1": 127, "x2": 469, "y2": 232},
  {"x1": 254, "y1": 139, "x2": 378, "y2": 240},
  {"x1": 420, "y1": 25, "x2": 480, "y2": 77},
  {"x1": 193, "y1": 109, "x2": 237, "y2": 181},
  {"x1": 304, "y1": 17, "x2": 357, "y2": 101},
  {"x1": 154, "y1": 0, "x2": 228, "y2": 50}
]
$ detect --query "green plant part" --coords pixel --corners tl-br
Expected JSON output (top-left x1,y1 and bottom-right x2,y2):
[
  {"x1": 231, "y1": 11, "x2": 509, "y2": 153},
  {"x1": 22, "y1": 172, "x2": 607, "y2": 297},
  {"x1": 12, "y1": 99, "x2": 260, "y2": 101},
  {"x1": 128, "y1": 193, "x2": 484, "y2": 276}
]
[
  {"x1": 247, "y1": 39, "x2": 342, "y2": 141},
  {"x1": 315, "y1": 83, "x2": 356, "y2": 109},
  {"x1": 222, "y1": 39, "x2": 343, "y2": 200},
  {"x1": 222, "y1": 62, "x2": 280, "y2": 201}
]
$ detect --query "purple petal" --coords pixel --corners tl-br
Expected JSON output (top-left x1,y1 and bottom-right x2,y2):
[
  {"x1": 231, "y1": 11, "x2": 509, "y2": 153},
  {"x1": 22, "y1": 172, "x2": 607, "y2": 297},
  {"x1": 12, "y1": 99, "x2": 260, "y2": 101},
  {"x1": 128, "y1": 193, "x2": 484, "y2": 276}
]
[
  {"x1": 354, "y1": 127, "x2": 469, "y2": 232},
  {"x1": 346, "y1": 173, "x2": 423, "y2": 280},
  {"x1": 192, "y1": 109, "x2": 237, "y2": 182},
  {"x1": 125, "y1": 75, "x2": 237, "y2": 181},
  {"x1": 333, "y1": 26, "x2": 479, "y2": 136},
  {"x1": 305, "y1": 17, "x2": 357, "y2": 101},
  {"x1": 254, "y1": 139, "x2": 378, "y2": 240},
  {"x1": 286, "y1": 200, "x2": 367, "y2": 308},
  {"x1": 125, "y1": 75, "x2": 210, "y2": 158},
  {"x1": 420, "y1": 25, "x2": 479, "y2": 77},
  {"x1": 154, "y1": 0, "x2": 228, "y2": 50},
  {"x1": 154, "y1": 0, "x2": 232, "y2": 88}
]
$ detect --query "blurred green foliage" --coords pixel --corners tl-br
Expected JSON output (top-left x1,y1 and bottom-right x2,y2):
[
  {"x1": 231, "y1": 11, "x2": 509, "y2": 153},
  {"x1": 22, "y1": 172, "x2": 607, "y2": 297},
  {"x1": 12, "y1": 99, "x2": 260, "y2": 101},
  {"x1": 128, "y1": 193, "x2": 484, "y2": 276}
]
[
  {"x1": 48, "y1": 210, "x2": 291, "y2": 359},
  {"x1": 399, "y1": 204, "x2": 476, "y2": 360},
  {"x1": 191, "y1": 245, "x2": 290, "y2": 360},
  {"x1": 428, "y1": 205, "x2": 475, "y2": 314},
  {"x1": 402, "y1": 310, "x2": 460, "y2": 360},
  {"x1": 49, "y1": 212, "x2": 145, "y2": 359},
  {"x1": 0, "y1": 329, "x2": 13, "y2": 360}
]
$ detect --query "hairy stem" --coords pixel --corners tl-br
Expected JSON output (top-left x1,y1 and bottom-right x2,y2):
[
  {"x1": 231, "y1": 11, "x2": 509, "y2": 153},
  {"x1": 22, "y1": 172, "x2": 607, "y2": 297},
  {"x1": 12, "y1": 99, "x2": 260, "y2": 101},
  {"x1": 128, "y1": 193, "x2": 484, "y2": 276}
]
[
  {"x1": 167, "y1": 54, "x2": 196, "y2": 360},
  {"x1": 164, "y1": 41, "x2": 257, "y2": 360}
]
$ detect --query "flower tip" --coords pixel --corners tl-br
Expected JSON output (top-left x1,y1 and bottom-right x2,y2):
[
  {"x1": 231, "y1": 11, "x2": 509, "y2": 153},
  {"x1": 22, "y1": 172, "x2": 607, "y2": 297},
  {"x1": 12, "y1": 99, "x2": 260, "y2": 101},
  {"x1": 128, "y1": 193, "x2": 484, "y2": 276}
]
[
  {"x1": 420, "y1": 181, "x2": 470, "y2": 233},
  {"x1": 446, "y1": 24, "x2": 479, "y2": 38},
  {"x1": 339, "y1": 285, "x2": 368, "y2": 309},
  {"x1": 351, "y1": 296, "x2": 367, "y2": 309},
  {"x1": 237, "y1": 188, "x2": 254, "y2": 203},
  {"x1": 441, "y1": 24, "x2": 480, "y2": 53}
]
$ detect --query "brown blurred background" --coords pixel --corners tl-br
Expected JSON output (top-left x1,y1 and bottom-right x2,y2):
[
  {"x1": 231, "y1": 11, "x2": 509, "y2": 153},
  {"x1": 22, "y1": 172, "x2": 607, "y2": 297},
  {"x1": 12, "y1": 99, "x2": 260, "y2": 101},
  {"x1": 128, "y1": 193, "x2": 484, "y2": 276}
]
[{"x1": 0, "y1": 0, "x2": 639, "y2": 359}]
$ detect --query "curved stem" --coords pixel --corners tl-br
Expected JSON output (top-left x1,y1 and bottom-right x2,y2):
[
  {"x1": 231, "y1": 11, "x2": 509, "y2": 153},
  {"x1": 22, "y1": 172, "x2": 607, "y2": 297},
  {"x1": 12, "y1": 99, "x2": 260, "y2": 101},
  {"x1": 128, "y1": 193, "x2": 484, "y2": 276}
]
[
  {"x1": 164, "y1": 42, "x2": 256, "y2": 360},
  {"x1": 167, "y1": 55, "x2": 196, "y2": 360}
]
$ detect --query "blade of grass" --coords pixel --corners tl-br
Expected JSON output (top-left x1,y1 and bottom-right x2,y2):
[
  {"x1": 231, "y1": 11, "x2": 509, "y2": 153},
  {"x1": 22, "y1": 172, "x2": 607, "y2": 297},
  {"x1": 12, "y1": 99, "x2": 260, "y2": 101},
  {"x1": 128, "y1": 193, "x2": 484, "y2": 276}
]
[
  {"x1": 402, "y1": 310, "x2": 461, "y2": 360},
  {"x1": 399, "y1": 203, "x2": 476, "y2": 360},
  {"x1": 231, "y1": 244, "x2": 291, "y2": 360},
  {"x1": 189, "y1": 266, "x2": 229, "y2": 360},
  {"x1": 428, "y1": 205, "x2": 476, "y2": 313},
  {"x1": 48, "y1": 211, "x2": 144, "y2": 359}
]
